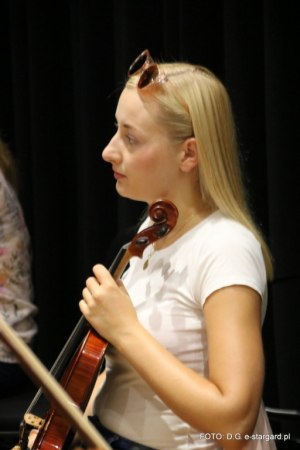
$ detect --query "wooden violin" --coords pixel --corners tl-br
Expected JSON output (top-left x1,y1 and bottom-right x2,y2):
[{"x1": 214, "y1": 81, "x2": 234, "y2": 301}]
[
  {"x1": 0, "y1": 315, "x2": 111, "y2": 450},
  {"x1": 8, "y1": 199, "x2": 178, "y2": 450}
]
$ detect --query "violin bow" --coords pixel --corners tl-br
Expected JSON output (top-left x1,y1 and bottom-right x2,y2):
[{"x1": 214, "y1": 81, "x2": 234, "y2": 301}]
[{"x1": 0, "y1": 315, "x2": 112, "y2": 450}]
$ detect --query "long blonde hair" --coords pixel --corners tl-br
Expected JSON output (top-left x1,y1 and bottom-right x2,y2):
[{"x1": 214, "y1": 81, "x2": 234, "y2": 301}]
[{"x1": 126, "y1": 62, "x2": 273, "y2": 280}]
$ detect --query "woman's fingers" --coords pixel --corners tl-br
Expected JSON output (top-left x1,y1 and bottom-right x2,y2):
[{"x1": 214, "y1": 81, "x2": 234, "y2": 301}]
[{"x1": 79, "y1": 263, "x2": 138, "y2": 346}]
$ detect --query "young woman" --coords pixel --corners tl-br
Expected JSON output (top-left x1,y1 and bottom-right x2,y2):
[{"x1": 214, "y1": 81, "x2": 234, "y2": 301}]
[
  {"x1": 78, "y1": 50, "x2": 275, "y2": 450},
  {"x1": 0, "y1": 139, "x2": 38, "y2": 397}
]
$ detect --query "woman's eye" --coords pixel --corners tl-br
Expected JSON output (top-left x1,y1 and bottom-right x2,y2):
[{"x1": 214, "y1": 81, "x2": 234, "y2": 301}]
[
  {"x1": 114, "y1": 121, "x2": 137, "y2": 145},
  {"x1": 126, "y1": 135, "x2": 135, "y2": 145}
]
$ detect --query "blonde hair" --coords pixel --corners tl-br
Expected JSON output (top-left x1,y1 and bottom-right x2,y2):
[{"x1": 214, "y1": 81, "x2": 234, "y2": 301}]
[{"x1": 126, "y1": 62, "x2": 273, "y2": 280}]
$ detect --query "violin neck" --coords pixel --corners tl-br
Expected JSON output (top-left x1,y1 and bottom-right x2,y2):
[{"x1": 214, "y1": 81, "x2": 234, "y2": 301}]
[{"x1": 109, "y1": 242, "x2": 131, "y2": 280}]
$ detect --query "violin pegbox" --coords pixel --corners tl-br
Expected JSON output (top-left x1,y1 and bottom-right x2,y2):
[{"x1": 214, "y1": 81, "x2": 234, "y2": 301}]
[{"x1": 128, "y1": 199, "x2": 179, "y2": 259}]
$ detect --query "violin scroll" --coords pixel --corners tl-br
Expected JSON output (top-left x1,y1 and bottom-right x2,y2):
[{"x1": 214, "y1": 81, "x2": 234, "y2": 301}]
[{"x1": 128, "y1": 199, "x2": 179, "y2": 258}]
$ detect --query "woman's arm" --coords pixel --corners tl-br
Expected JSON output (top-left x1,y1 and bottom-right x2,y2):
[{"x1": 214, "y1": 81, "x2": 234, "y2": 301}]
[
  {"x1": 84, "y1": 371, "x2": 106, "y2": 417},
  {"x1": 80, "y1": 265, "x2": 264, "y2": 450}
]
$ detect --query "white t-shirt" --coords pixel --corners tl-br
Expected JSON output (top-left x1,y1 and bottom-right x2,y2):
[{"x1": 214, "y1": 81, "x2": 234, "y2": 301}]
[
  {"x1": 93, "y1": 211, "x2": 274, "y2": 449},
  {"x1": 0, "y1": 170, "x2": 37, "y2": 363}
]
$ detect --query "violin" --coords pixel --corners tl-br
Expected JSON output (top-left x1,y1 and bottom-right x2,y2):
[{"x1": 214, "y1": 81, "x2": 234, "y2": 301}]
[
  {"x1": 5, "y1": 199, "x2": 178, "y2": 450},
  {"x1": 0, "y1": 315, "x2": 111, "y2": 450}
]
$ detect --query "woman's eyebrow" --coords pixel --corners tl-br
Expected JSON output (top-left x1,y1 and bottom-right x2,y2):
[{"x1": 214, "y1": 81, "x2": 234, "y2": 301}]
[
  {"x1": 115, "y1": 115, "x2": 139, "y2": 131},
  {"x1": 119, "y1": 121, "x2": 137, "y2": 131},
  {"x1": 123, "y1": 123, "x2": 135, "y2": 130}
]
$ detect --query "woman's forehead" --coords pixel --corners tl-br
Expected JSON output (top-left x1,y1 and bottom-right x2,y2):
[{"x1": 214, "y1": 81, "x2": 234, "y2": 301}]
[{"x1": 116, "y1": 88, "x2": 160, "y2": 130}]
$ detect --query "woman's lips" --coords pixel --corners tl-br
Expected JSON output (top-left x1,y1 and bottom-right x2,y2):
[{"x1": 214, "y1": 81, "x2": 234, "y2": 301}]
[{"x1": 113, "y1": 171, "x2": 125, "y2": 180}]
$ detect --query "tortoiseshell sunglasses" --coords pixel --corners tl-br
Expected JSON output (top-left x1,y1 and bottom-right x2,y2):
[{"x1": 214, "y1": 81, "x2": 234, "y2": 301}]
[{"x1": 128, "y1": 49, "x2": 167, "y2": 90}]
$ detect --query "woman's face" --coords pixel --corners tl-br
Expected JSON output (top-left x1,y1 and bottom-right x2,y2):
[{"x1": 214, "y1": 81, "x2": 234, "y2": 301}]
[{"x1": 102, "y1": 88, "x2": 182, "y2": 204}]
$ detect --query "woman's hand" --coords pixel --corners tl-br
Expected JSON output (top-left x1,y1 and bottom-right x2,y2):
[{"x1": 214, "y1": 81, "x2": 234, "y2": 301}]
[
  {"x1": 79, "y1": 264, "x2": 139, "y2": 347},
  {"x1": 27, "y1": 429, "x2": 39, "y2": 449}
]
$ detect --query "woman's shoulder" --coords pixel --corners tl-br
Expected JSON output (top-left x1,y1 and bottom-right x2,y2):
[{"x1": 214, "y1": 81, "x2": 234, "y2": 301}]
[
  {"x1": 188, "y1": 211, "x2": 267, "y2": 307},
  {"x1": 186, "y1": 210, "x2": 265, "y2": 279},
  {"x1": 191, "y1": 210, "x2": 260, "y2": 248}
]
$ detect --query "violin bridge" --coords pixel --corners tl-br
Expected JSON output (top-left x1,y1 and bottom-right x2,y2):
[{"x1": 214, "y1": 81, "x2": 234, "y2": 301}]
[{"x1": 24, "y1": 413, "x2": 45, "y2": 429}]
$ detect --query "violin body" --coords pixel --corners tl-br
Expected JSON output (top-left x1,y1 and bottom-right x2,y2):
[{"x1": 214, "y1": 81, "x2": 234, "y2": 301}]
[{"x1": 32, "y1": 329, "x2": 107, "y2": 450}]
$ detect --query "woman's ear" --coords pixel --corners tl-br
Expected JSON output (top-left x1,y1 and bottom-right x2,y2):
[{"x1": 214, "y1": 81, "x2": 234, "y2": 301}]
[{"x1": 179, "y1": 138, "x2": 198, "y2": 173}]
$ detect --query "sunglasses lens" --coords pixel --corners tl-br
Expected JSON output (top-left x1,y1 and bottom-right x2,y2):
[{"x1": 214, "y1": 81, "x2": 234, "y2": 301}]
[
  {"x1": 138, "y1": 65, "x2": 159, "y2": 89},
  {"x1": 128, "y1": 52, "x2": 148, "y2": 76}
]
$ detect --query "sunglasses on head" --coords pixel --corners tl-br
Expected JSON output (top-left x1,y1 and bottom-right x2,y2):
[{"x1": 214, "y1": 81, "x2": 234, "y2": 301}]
[{"x1": 128, "y1": 49, "x2": 167, "y2": 90}]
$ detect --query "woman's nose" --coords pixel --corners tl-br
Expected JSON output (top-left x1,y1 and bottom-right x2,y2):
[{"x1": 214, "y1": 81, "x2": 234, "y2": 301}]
[{"x1": 102, "y1": 134, "x2": 121, "y2": 164}]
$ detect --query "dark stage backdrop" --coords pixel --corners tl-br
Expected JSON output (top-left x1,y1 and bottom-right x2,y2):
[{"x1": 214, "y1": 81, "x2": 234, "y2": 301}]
[{"x1": 0, "y1": 0, "x2": 299, "y2": 420}]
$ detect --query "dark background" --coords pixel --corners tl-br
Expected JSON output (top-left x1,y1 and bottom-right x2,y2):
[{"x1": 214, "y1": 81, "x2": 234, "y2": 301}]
[{"x1": 0, "y1": 0, "x2": 299, "y2": 423}]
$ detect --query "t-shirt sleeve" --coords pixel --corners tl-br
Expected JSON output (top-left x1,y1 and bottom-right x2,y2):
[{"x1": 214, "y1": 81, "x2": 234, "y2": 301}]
[{"x1": 192, "y1": 223, "x2": 267, "y2": 308}]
